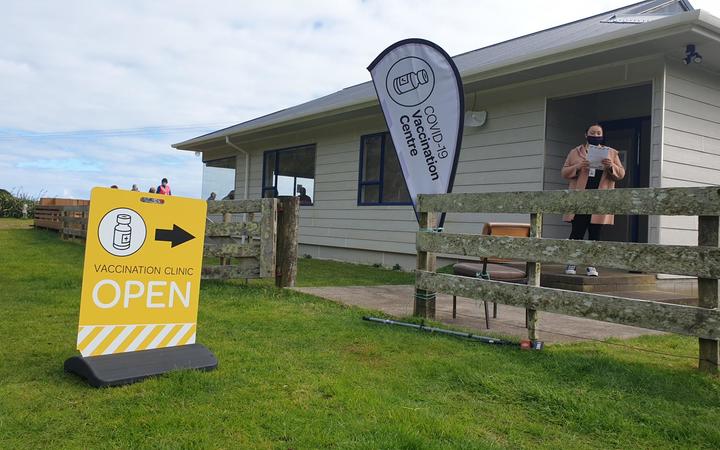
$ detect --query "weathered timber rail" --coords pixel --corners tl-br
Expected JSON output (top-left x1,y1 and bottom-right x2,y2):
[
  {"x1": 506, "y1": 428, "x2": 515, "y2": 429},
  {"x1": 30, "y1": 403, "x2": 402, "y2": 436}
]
[
  {"x1": 36, "y1": 197, "x2": 299, "y2": 288},
  {"x1": 203, "y1": 198, "x2": 277, "y2": 281},
  {"x1": 415, "y1": 186, "x2": 720, "y2": 372},
  {"x1": 34, "y1": 198, "x2": 90, "y2": 232},
  {"x1": 33, "y1": 204, "x2": 90, "y2": 239},
  {"x1": 61, "y1": 205, "x2": 89, "y2": 240},
  {"x1": 203, "y1": 196, "x2": 299, "y2": 287},
  {"x1": 34, "y1": 205, "x2": 64, "y2": 231}
]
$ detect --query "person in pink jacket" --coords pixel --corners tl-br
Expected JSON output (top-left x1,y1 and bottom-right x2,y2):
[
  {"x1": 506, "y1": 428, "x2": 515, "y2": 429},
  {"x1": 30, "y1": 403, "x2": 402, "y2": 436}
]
[
  {"x1": 561, "y1": 124, "x2": 625, "y2": 277},
  {"x1": 157, "y1": 178, "x2": 172, "y2": 195}
]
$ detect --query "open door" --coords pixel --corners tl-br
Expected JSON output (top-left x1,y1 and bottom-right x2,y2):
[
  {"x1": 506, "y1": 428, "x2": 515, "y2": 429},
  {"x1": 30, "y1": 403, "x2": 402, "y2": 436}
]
[{"x1": 600, "y1": 117, "x2": 651, "y2": 243}]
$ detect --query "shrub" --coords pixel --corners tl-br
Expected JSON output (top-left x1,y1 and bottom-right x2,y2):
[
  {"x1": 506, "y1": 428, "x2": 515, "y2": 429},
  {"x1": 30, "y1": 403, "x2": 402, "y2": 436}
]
[
  {"x1": 392, "y1": 263, "x2": 402, "y2": 271},
  {"x1": 0, "y1": 189, "x2": 40, "y2": 218}
]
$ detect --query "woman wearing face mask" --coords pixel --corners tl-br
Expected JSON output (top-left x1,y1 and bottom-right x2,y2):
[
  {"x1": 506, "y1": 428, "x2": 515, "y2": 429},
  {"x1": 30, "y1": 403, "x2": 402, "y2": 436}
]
[
  {"x1": 157, "y1": 178, "x2": 172, "y2": 195},
  {"x1": 560, "y1": 124, "x2": 625, "y2": 277}
]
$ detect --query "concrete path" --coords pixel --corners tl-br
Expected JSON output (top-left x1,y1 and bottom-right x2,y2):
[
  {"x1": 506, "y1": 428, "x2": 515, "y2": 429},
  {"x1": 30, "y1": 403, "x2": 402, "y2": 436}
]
[{"x1": 292, "y1": 285, "x2": 667, "y2": 344}]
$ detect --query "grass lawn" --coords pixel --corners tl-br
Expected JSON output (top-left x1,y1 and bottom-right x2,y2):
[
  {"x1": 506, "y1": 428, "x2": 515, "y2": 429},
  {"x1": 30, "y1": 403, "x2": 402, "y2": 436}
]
[
  {"x1": 205, "y1": 253, "x2": 415, "y2": 287},
  {"x1": 2, "y1": 225, "x2": 720, "y2": 449},
  {"x1": 295, "y1": 257, "x2": 414, "y2": 287},
  {"x1": 0, "y1": 217, "x2": 33, "y2": 229}
]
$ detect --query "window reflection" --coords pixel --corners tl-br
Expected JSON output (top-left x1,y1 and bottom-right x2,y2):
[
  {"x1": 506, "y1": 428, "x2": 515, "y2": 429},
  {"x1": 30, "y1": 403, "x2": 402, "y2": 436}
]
[
  {"x1": 202, "y1": 157, "x2": 236, "y2": 201},
  {"x1": 262, "y1": 144, "x2": 316, "y2": 206},
  {"x1": 358, "y1": 133, "x2": 410, "y2": 205}
]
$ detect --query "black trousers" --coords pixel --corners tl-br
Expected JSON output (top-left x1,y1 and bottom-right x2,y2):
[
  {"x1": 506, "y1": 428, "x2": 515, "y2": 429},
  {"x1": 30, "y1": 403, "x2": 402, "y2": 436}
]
[{"x1": 569, "y1": 215, "x2": 603, "y2": 241}]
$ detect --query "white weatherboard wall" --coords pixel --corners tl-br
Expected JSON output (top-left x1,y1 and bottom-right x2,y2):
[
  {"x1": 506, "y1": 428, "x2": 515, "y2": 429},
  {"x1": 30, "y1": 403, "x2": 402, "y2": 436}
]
[
  {"x1": 661, "y1": 60, "x2": 720, "y2": 246},
  {"x1": 226, "y1": 94, "x2": 547, "y2": 268},
  {"x1": 202, "y1": 56, "x2": 670, "y2": 266}
]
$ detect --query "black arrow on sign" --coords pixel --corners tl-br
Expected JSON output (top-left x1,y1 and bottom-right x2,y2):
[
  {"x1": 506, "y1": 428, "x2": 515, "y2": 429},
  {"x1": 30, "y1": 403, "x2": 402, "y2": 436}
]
[{"x1": 154, "y1": 225, "x2": 195, "y2": 248}]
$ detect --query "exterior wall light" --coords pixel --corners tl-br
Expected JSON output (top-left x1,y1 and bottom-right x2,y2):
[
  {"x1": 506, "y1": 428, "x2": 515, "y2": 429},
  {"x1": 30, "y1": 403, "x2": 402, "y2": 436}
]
[
  {"x1": 683, "y1": 44, "x2": 703, "y2": 65},
  {"x1": 464, "y1": 110, "x2": 487, "y2": 128}
]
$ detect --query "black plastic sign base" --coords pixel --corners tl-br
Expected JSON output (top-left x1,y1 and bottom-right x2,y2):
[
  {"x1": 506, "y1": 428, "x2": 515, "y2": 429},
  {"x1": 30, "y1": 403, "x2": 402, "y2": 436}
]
[{"x1": 64, "y1": 343, "x2": 217, "y2": 388}]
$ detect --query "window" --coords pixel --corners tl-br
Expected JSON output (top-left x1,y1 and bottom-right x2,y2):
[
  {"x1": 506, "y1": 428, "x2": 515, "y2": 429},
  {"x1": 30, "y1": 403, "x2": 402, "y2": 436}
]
[
  {"x1": 262, "y1": 144, "x2": 316, "y2": 206},
  {"x1": 202, "y1": 156, "x2": 236, "y2": 201},
  {"x1": 358, "y1": 133, "x2": 411, "y2": 205}
]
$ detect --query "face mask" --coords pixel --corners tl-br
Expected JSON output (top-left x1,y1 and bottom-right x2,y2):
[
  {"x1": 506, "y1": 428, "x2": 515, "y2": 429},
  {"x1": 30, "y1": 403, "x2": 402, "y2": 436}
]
[{"x1": 587, "y1": 136, "x2": 603, "y2": 146}]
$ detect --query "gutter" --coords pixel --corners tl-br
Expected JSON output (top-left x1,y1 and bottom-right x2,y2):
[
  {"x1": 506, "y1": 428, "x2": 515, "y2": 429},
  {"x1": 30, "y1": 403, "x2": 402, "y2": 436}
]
[{"x1": 225, "y1": 136, "x2": 249, "y2": 200}]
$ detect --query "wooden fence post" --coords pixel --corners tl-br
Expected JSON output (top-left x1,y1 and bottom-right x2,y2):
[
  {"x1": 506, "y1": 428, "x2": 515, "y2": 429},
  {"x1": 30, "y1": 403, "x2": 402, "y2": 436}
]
[
  {"x1": 275, "y1": 196, "x2": 299, "y2": 288},
  {"x1": 60, "y1": 209, "x2": 67, "y2": 240},
  {"x1": 414, "y1": 211, "x2": 437, "y2": 318},
  {"x1": 220, "y1": 212, "x2": 232, "y2": 266},
  {"x1": 698, "y1": 215, "x2": 719, "y2": 372},
  {"x1": 526, "y1": 212, "x2": 542, "y2": 341}
]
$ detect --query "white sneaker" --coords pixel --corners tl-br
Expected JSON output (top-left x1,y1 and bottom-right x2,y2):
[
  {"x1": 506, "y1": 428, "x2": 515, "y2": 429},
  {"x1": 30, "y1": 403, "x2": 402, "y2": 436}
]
[
  {"x1": 564, "y1": 265, "x2": 576, "y2": 275},
  {"x1": 586, "y1": 266, "x2": 599, "y2": 277}
]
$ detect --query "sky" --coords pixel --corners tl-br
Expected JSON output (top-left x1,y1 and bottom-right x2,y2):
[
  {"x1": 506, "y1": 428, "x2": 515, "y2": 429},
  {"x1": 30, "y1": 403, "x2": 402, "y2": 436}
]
[{"x1": 2, "y1": 0, "x2": 719, "y2": 199}]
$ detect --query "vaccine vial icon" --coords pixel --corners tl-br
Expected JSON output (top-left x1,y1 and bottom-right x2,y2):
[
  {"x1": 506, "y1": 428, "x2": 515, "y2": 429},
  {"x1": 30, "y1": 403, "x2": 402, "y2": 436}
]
[
  {"x1": 113, "y1": 214, "x2": 132, "y2": 251},
  {"x1": 392, "y1": 69, "x2": 429, "y2": 96}
]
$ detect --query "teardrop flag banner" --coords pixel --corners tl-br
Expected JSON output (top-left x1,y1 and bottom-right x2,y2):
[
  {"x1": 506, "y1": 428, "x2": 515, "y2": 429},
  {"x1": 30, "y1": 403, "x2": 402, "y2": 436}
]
[{"x1": 368, "y1": 38, "x2": 464, "y2": 227}]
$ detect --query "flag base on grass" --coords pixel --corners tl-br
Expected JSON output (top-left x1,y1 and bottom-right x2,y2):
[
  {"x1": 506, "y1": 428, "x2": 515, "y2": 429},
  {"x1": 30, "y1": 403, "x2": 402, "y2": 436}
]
[{"x1": 64, "y1": 343, "x2": 217, "y2": 388}]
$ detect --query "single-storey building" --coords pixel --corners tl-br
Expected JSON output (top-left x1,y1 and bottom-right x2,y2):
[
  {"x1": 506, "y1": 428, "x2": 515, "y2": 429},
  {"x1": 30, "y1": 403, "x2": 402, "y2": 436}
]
[{"x1": 174, "y1": 0, "x2": 720, "y2": 271}]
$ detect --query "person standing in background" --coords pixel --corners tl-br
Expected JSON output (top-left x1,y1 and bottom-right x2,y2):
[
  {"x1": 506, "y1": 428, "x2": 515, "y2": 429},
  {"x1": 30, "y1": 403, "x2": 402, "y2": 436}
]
[
  {"x1": 157, "y1": 178, "x2": 172, "y2": 195},
  {"x1": 561, "y1": 123, "x2": 625, "y2": 277}
]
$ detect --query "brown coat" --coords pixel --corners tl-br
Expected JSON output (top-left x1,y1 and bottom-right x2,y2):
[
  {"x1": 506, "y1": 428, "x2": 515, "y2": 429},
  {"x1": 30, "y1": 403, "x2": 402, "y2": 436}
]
[{"x1": 561, "y1": 144, "x2": 625, "y2": 225}]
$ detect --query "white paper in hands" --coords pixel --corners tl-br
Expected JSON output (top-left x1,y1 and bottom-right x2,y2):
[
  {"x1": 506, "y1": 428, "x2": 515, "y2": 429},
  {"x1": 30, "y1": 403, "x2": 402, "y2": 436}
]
[{"x1": 587, "y1": 145, "x2": 609, "y2": 169}]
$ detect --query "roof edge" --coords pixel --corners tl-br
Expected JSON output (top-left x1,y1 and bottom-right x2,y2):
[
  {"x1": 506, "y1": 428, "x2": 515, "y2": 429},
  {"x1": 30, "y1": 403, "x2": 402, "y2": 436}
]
[{"x1": 175, "y1": 8, "x2": 718, "y2": 151}]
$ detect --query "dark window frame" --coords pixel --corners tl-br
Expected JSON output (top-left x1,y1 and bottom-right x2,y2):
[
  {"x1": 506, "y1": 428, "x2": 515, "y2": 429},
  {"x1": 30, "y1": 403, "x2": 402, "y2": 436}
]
[
  {"x1": 357, "y1": 132, "x2": 412, "y2": 206},
  {"x1": 261, "y1": 143, "x2": 316, "y2": 206}
]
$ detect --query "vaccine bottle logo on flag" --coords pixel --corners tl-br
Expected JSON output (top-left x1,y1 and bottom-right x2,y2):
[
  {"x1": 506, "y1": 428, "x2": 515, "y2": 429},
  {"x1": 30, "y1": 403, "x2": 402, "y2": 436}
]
[
  {"x1": 393, "y1": 69, "x2": 429, "y2": 95},
  {"x1": 385, "y1": 57, "x2": 435, "y2": 107}
]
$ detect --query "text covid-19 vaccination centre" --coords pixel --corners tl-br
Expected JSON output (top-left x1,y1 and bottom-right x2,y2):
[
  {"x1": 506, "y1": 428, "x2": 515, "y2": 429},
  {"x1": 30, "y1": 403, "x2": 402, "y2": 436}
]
[{"x1": 174, "y1": 0, "x2": 720, "y2": 278}]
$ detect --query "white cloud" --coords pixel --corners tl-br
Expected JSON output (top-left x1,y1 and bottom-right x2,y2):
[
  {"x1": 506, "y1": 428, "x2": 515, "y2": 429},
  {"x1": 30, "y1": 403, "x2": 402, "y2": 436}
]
[{"x1": 1, "y1": 0, "x2": 718, "y2": 199}]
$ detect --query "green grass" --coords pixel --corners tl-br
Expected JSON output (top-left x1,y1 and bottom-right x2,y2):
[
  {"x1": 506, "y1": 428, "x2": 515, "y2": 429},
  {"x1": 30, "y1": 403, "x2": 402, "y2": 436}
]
[
  {"x1": 204, "y1": 255, "x2": 415, "y2": 287},
  {"x1": 295, "y1": 258, "x2": 414, "y2": 286},
  {"x1": 0, "y1": 217, "x2": 33, "y2": 229},
  {"x1": 1, "y1": 227, "x2": 720, "y2": 449}
]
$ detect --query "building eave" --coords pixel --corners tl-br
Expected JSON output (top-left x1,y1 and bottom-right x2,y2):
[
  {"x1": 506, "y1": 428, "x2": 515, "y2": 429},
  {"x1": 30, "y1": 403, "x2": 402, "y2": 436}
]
[{"x1": 174, "y1": 8, "x2": 720, "y2": 152}]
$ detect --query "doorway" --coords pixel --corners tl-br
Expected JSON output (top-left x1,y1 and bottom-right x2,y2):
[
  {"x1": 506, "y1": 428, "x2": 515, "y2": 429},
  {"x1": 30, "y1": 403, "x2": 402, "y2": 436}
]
[
  {"x1": 600, "y1": 117, "x2": 651, "y2": 243},
  {"x1": 544, "y1": 84, "x2": 653, "y2": 242}
]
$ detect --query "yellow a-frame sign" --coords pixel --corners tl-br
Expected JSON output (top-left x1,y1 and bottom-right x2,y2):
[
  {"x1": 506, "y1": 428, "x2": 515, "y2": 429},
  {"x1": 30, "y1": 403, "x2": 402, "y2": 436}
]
[{"x1": 76, "y1": 187, "x2": 207, "y2": 357}]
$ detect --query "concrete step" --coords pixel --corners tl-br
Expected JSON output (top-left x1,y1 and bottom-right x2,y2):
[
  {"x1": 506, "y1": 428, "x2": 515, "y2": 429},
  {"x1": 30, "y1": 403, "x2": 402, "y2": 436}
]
[
  {"x1": 602, "y1": 289, "x2": 698, "y2": 306},
  {"x1": 540, "y1": 264, "x2": 657, "y2": 292}
]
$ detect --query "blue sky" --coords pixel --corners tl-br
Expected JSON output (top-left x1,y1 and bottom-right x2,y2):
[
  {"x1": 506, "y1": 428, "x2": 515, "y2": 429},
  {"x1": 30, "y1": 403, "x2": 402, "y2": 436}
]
[{"x1": 2, "y1": 0, "x2": 718, "y2": 199}]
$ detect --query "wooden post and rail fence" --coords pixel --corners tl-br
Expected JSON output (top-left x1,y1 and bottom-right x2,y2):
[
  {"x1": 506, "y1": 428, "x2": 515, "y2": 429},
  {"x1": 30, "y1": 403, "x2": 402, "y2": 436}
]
[
  {"x1": 203, "y1": 196, "x2": 299, "y2": 287},
  {"x1": 34, "y1": 196, "x2": 299, "y2": 287},
  {"x1": 415, "y1": 186, "x2": 720, "y2": 372},
  {"x1": 34, "y1": 198, "x2": 91, "y2": 236}
]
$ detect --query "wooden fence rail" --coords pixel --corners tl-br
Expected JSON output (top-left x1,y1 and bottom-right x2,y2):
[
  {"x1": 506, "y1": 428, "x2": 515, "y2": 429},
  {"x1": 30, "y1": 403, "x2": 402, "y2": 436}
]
[
  {"x1": 34, "y1": 206, "x2": 64, "y2": 231},
  {"x1": 35, "y1": 197, "x2": 298, "y2": 287},
  {"x1": 61, "y1": 206, "x2": 89, "y2": 240},
  {"x1": 203, "y1": 196, "x2": 298, "y2": 287},
  {"x1": 34, "y1": 198, "x2": 90, "y2": 232},
  {"x1": 203, "y1": 197, "x2": 278, "y2": 281},
  {"x1": 416, "y1": 186, "x2": 720, "y2": 372}
]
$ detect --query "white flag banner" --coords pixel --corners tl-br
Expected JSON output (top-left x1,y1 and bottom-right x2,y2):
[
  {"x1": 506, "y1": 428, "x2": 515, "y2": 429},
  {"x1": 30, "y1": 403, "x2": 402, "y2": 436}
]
[{"x1": 368, "y1": 39, "x2": 464, "y2": 226}]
